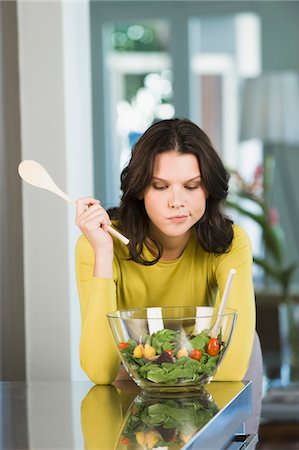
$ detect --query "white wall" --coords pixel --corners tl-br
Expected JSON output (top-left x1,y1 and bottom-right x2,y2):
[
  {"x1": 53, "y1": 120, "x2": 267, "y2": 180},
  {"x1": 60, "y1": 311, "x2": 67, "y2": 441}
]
[
  {"x1": 62, "y1": 0, "x2": 94, "y2": 382},
  {"x1": 17, "y1": 0, "x2": 93, "y2": 381}
]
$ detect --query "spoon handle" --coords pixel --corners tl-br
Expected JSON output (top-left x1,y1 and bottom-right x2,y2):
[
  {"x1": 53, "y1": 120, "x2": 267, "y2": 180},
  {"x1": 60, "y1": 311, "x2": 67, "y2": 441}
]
[
  {"x1": 106, "y1": 226, "x2": 129, "y2": 245},
  {"x1": 66, "y1": 195, "x2": 130, "y2": 245},
  {"x1": 210, "y1": 268, "x2": 236, "y2": 338},
  {"x1": 18, "y1": 159, "x2": 130, "y2": 245},
  {"x1": 56, "y1": 190, "x2": 77, "y2": 207}
]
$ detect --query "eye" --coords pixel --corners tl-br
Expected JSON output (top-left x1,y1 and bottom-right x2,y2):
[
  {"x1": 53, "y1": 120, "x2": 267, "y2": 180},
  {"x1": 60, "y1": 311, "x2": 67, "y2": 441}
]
[
  {"x1": 185, "y1": 184, "x2": 201, "y2": 190},
  {"x1": 152, "y1": 183, "x2": 168, "y2": 191}
]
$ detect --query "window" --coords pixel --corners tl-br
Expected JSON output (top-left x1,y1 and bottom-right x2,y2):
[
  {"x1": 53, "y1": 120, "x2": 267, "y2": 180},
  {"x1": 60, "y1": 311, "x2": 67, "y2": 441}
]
[
  {"x1": 90, "y1": 2, "x2": 261, "y2": 214},
  {"x1": 104, "y1": 21, "x2": 174, "y2": 179}
]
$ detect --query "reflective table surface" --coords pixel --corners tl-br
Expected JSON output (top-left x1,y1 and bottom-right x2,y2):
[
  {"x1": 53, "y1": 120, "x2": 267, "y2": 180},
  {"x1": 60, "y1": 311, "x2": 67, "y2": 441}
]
[{"x1": 1, "y1": 380, "x2": 256, "y2": 449}]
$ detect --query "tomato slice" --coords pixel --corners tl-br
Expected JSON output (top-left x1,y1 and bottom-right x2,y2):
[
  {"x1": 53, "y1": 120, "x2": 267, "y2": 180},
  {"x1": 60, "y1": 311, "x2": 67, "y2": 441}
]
[
  {"x1": 165, "y1": 349, "x2": 174, "y2": 356},
  {"x1": 207, "y1": 338, "x2": 220, "y2": 356},
  {"x1": 120, "y1": 436, "x2": 130, "y2": 445},
  {"x1": 118, "y1": 342, "x2": 130, "y2": 350}
]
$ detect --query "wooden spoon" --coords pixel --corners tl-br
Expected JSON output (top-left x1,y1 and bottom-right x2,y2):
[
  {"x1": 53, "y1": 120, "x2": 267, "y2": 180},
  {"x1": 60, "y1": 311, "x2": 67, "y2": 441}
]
[
  {"x1": 18, "y1": 160, "x2": 130, "y2": 245},
  {"x1": 210, "y1": 268, "x2": 236, "y2": 338}
]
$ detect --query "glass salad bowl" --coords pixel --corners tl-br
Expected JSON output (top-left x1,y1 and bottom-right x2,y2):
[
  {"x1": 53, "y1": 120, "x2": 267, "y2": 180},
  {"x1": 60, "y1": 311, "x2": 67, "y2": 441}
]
[
  {"x1": 116, "y1": 390, "x2": 218, "y2": 449},
  {"x1": 107, "y1": 306, "x2": 237, "y2": 393}
]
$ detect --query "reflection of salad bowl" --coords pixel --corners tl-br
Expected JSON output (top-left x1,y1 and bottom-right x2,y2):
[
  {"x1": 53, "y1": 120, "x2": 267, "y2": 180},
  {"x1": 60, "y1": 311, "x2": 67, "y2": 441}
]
[
  {"x1": 107, "y1": 306, "x2": 237, "y2": 393},
  {"x1": 116, "y1": 390, "x2": 218, "y2": 449}
]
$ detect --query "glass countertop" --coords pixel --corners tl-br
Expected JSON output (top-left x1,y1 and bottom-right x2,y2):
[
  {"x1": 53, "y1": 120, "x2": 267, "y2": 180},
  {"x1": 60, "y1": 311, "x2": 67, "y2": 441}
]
[{"x1": 0, "y1": 380, "x2": 253, "y2": 450}]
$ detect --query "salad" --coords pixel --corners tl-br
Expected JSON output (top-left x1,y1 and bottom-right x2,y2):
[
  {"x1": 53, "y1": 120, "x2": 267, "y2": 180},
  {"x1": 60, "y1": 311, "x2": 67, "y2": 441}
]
[
  {"x1": 118, "y1": 393, "x2": 218, "y2": 449},
  {"x1": 118, "y1": 328, "x2": 225, "y2": 385}
]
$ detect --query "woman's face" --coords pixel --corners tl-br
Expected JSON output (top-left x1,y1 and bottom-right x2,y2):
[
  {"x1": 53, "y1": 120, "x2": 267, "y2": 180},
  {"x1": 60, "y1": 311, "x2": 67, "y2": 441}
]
[{"x1": 143, "y1": 151, "x2": 208, "y2": 240}]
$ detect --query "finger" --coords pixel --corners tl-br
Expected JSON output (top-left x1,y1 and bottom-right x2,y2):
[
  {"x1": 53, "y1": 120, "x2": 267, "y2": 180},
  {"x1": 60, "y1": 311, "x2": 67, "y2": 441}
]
[
  {"x1": 85, "y1": 209, "x2": 112, "y2": 232},
  {"x1": 76, "y1": 197, "x2": 100, "y2": 215},
  {"x1": 82, "y1": 202, "x2": 102, "y2": 215},
  {"x1": 82, "y1": 203, "x2": 111, "y2": 224},
  {"x1": 78, "y1": 202, "x2": 111, "y2": 227}
]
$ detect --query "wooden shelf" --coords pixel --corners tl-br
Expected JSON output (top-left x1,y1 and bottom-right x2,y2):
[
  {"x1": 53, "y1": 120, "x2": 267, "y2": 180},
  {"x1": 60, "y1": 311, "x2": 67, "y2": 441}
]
[{"x1": 257, "y1": 423, "x2": 299, "y2": 449}]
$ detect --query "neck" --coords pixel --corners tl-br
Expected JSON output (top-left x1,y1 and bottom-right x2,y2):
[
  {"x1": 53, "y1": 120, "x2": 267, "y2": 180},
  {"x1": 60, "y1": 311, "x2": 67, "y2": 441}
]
[{"x1": 147, "y1": 228, "x2": 191, "y2": 261}]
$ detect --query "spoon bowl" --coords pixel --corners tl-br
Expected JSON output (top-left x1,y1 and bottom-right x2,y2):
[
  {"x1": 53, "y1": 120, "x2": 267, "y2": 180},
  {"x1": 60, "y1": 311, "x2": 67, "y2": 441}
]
[
  {"x1": 18, "y1": 160, "x2": 76, "y2": 206},
  {"x1": 18, "y1": 160, "x2": 129, "y2": 245}
]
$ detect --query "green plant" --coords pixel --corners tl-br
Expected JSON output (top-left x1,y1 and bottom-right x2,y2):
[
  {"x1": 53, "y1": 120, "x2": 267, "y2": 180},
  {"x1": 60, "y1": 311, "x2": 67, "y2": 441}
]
[
  {"x1": 228, "y1": 165, "x2": 299, "y2": 384},
  {"x1": 226, "y1": 165, "x2": 298, "y2": 300}
]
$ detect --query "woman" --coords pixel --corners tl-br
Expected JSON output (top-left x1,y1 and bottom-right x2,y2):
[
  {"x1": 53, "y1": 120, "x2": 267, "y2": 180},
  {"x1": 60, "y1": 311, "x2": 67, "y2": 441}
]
[{"x1": 75, "y1": 118, "x2": 255, "y2": 386}]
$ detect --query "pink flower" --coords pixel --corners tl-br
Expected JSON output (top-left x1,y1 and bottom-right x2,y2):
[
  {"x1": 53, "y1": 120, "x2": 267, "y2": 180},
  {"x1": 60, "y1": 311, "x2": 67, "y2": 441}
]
[
  {"x1": 254, "y1": 165, "x2": 264, "y2": 180},
  {"x1": 268, "y1": 207, "x2": 279, "y2": 225}
]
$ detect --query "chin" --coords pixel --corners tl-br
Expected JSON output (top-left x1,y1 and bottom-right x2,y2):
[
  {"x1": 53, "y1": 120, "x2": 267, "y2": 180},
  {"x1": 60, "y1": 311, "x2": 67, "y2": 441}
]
[{"x1": 162, "y1": 225, "x2": 192, "y2": 238}]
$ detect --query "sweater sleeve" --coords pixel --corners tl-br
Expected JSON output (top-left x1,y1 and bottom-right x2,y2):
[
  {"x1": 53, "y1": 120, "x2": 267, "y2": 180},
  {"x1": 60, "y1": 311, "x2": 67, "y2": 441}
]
[
  {"x1": 75, "y1": 235, "x2": 120, "y2": 384},
  {"x1": 213, "y1": 225, "x2": 256, "y2": 381}
]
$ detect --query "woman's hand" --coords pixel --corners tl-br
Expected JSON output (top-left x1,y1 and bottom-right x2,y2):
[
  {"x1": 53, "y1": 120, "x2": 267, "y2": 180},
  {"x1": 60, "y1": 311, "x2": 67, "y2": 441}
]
[
  {"x1": 76, "y1": 197, "x2": 113, "y2": 251},
  {"x1": 76, "y1": 197, "x2": 114, "y2": 277}
]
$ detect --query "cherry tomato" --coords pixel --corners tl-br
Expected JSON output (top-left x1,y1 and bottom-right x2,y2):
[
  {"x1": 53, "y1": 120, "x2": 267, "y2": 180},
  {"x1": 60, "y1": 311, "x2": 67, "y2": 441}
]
[
  {"x1": 118, "y1": 342, "x2": 130, "y2": 350},
  {"x1": 165, "y1": 349, "x2": 173, "y2": 356},
  {"x1": 207, "y1": 338, "x2": 220, "y2": 356},
  {"x1": 190, "y1": 348, "x2": 202, "y2": 361},
  {"x1": 120, "y1": 436, "x2": 130, "y2": 445}
]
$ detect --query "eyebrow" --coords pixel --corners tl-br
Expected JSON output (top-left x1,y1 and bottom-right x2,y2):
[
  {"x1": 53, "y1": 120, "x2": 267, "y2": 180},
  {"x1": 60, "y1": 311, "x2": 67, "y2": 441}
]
[{"x1": 152, "y1": 176, "x2": 202, "y2": 182}]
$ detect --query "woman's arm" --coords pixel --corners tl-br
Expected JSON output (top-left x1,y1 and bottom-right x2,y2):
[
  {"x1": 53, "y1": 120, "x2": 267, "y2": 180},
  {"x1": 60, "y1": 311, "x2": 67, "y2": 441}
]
[
  {"x1": 213, "y1": 225, "x2": 256, "y2": 381},
  {"x1": 75, "y1": 197, "x2": 113, "y2": 277},
  {"x1": 76, "y1": 235, "x2": 120, "y2": 384},
  {"x1": 81, "y1": 385, "x2": 123, "y2": 449},
  {"x1": 75, "y1": 198, "x2": 120, "y2": 384}
]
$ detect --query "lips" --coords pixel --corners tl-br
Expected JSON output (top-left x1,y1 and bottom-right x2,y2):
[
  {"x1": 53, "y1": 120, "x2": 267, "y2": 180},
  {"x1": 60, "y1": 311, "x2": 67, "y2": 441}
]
[{"x1": 167, "y1": 215, "x2": 189, "y2": 223}]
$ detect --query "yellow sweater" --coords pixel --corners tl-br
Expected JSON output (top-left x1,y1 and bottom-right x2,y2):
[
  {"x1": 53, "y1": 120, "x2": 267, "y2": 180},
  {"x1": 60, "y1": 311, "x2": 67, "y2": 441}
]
[{"x1": 75, "y1": 224, "x2": 255, "y2": 385}]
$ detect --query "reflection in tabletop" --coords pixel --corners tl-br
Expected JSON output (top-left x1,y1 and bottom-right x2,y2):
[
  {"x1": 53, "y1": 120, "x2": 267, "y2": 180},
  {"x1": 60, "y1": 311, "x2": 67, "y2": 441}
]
[
  {"x1": 115, "y1": 390, "x2": 218, "y2": 449},
  {"x1": 81, "y1": 381, "x2": 249, "y2": 450},
  {"x1": 1, "y1": 381, "x2": 251, "y2": 449}
]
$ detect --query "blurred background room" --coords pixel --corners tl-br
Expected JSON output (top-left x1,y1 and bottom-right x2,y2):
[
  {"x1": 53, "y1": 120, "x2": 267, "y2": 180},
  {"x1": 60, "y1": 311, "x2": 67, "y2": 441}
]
[{"x1": 1, "y1": 1, "x2": 299, "y2": 448}]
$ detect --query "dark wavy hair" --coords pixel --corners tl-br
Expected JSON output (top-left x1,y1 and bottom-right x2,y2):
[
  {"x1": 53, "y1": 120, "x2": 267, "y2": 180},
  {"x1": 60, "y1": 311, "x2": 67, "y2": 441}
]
[{"x1": 114, "y1": 118, "x2": 233, "y2": 264}]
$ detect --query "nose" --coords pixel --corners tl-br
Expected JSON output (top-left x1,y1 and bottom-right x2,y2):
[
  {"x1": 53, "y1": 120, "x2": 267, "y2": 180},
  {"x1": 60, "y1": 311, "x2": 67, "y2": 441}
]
[{"x1": 168, "y1": 188, "x2": 185, "y2": 209}]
